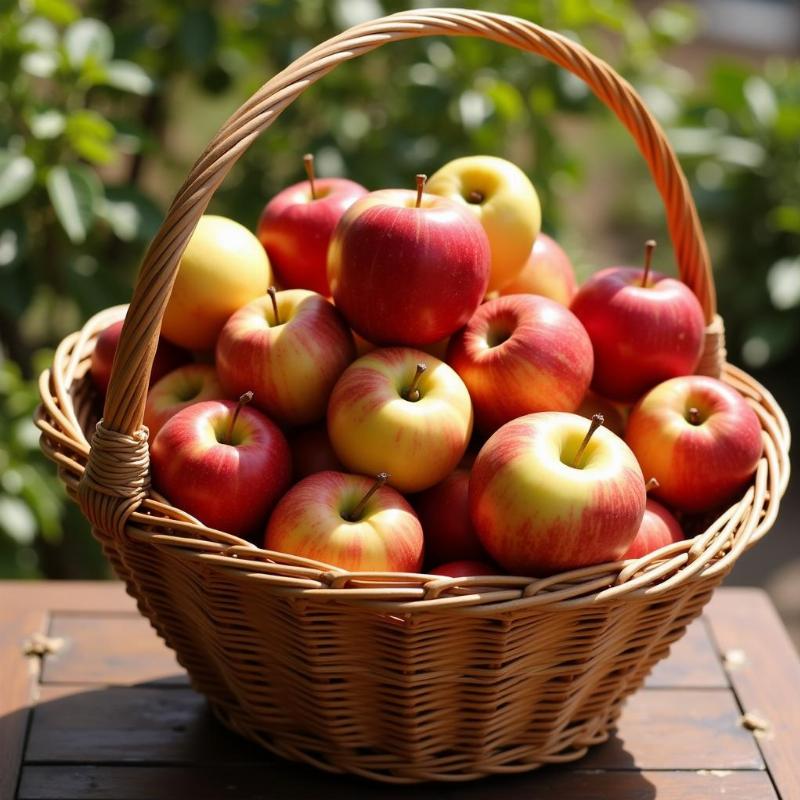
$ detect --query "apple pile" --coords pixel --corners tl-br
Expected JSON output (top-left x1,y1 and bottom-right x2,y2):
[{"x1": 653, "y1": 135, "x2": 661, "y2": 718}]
[{"x1": 90, "y1": 154, "x2": 764, "y2": 578}]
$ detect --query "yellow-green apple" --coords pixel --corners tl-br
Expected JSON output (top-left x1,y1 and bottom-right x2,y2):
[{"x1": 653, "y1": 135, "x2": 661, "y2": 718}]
[
  {"x1": 570, "y1": 241, "x2": 705, "y2": 402},
  {"x1": 150, "y1": 395, "x2": 291, "y2": 537},
  {"x1": 257, "y1": 154, "x2": 367, "y2": 295},
  {"x1": 426, "y1": 155, "x2": 540, "y2": 293},
  {"x1": 144, "y1": 364, "x2": 225, "y2": 440},
  {"x1": 623, "y1": 490, "x2": 684, "y2": 560},
  {"x1": 500, "y1": 233, "x2": 577, "y2": 306},
  {"x1": 577, "y1": 389, "x2": 628, "y2": 438},
  {"x1": 625, "y1": 375, "x2": 763, "y2": 513},
  {"x1": 430, "y1": 560, "x2": 498, "y2": 577},
  {"x1": 264, "y1": 471, "x2": 424, "y2": 572},
  {"x1": 413, "y1": 468, "x2": 488, "y2": 567},
  {"x1": 470, "y1": 412, "x2": 646, "y2": 574},
  {"x1": 216, "y1": 288, "x2": 355, "y2": 427},
  {"x1": 446, "y1": 294, "x2": 593, "y2": 433},
  {"x1": 161, "y1": 215, "x2": 271, "y2": 350},
  {"x1": 91, "y1": 320, "x2": 187, "y2": 396},
  {"x1": 289, "y1": 424, "x2": 343, "y2": 481},
  {"x1": 327, "y1": 347, "x2": 473, "y2": 492},
  {"x1": 327, "y1": 175, "x2": 490, "y2": 346}
]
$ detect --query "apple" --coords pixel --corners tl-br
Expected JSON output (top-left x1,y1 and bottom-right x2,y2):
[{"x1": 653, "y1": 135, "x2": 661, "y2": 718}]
[
  {"x1": 446, "y1": 294, "x2": 593, "y2": 433},
  {"x1": 623, "y1": 495, "x2": 684, "y2": 560},
  {"x1": 289, "y1": 424, "x2": 343, "y2": 481},
  {"x1": 150, "y1": 395, "x2": 291, "y2": 537},
  {"x1": 265, "y1": 471, "x2": 424, "y2": 572},
  {"x1": 426, "y1": 155, "x2": 540, "y2": 293},
  {"x1": 413, "y1": 468, "x2": 487, "y2": 566},
  {"x1": 625, "y1": 375, "x2": 763, "y2": 513},
  {"x1": 352, "y1": 330, "x2": 377, "y2": 357},
  {"x1": 500, "y1": 233, "x2": 577, "y2": 306},
  {"x1": 430, "y1": 560, "x2": 498, "y2": 578},
  {"x1": 327, "y1": 347, "x2": 473, "y2": 493},
  {"x1": 161, "y1": 215, "x2": 271, "y2": 350},
  {"x1": 570, "y1": 240, "x2": 706, "y2": 402},
  {"x1": 470, "y1": 412, "x2": 646, "y2": 574},
  {"x1": 577, "y1": 389, "x2": 628, "y2": 438},
  {"x1": 90, "y1": 320, "x2": 187, "y2": 396},
  {"x1": 257, "y1": 154, "x2": 367, "y2": 295},
  {"x1": 216, "y1": 288, "x2": 355, "y2": 426},
  {"x1": 143, "y1": 364, "x2": 225, "y2": 440},
  {"x1": 327, "y1": 175, "x2": 490, "y2": 346}
]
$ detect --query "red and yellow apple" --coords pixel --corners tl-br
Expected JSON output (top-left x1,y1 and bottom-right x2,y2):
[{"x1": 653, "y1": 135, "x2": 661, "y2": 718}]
[
  {"x1": 625, "y1": 375, "x2": 763, "y2": 512},
  {"x1": 264, "y1": 471, "x2": 424, "y2": 572},
  {"x1": 430, "y1": 560, "x2": 498, "y2": 578},
  {"x1": 470, "y1": 412, "x2": 646, "y2": 574},
  {"x1": 446, "y1": 294, "x2": 593, "y2": 432},
  {"x1": 150, "y1": 397, "x2": 291, "y2": 537},
  {"x1": 413, "y1": 468, "x2": 487, "y2": 567},
  {"x1": 257, "y1": 154, "x2": 367, "y2": 295},
  {"x1": 289, "y1": 424, "x2": 343, "y2": 481},
  {"x1": 623, "y1": 498, "x2": 683, "y2": 560},
  {"x1": 500, "y1": 233, "x2": 577, "y2": 306},
  {"x1": 161, "y1": 215, "x2": 271, "y2": 350},
  {"x1": 327, "y1": 178, "x2": 490, "y2": 346},
  {"x1": 327, "y1": 347, "x2": 473, "y2": 493},
  {"x1": 144, "y1": 364, "x2": 225, "y2": 440},
  {"x1": 216, "y1": 288, "x2": 355, "y2": 426},
  {"x1": 426, "y1": 155, "x2": 540, "y2": 293},
  {"x1": 570, "y1": 241, "x2": 706, "y2": 401}
]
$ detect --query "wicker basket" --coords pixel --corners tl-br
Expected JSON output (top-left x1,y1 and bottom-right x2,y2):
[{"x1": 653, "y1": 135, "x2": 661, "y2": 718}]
[{"x1": 37, "y1": 8, "x2": 790, "y2": 785}]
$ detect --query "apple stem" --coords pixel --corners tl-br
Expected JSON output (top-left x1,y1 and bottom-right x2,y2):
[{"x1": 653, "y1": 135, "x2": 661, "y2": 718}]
[
  {"x1": 645, "y1": 477, "x2": 660, "y2": 493},
  {"x1": 348, "y1": 472, "x2": 390, "y2": 521},
  {"x1": 573, "y1": 413, "x2": 604, "y2": 468},
  {"x1": 225, "y1": 391, "x2": 253, "y2": 445},
  {"x1": 304, "y1": 153, "x2": 317, "y2": 200},
  {"x1": 688, "y1": 406, "x2": 701, "y2": 425},
  {"x1": 415, "y1": 173, "x2": 426, "y2": 208},
  {"x1": 404, "y1": 362, "x2": 427, "y2": 401},
  {"x1": 267, "y1": 286, "x2": 281, "y2": 325},
  {"x1": 641, "y1": 239, "x2": 656, "y2": 287},
  {"x1": 467, "y1": 190, "x2": 484, "y2": 204}
]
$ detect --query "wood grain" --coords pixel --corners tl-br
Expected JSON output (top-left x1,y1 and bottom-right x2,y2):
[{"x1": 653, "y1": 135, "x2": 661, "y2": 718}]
[{"x1": 645, "y1": 617, "x2": 728, "y2": 688}]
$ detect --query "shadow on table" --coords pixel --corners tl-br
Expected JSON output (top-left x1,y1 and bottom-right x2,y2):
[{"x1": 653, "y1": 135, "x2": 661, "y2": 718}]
[{"x1": 11, "y1": 678, "x2": 657, "y2": 800}]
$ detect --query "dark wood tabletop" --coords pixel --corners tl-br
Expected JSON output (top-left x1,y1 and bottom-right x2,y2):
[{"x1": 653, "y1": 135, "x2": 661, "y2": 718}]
[{"x1": 1, "y1": 582, "x2": 798, "y2": 800}]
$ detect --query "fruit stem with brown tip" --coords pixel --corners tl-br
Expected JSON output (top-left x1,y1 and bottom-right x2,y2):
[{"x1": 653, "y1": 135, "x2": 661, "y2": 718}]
[
  {"x1": 404, "y1": 362, "x2": 427, "y2": 401},
  {"x1": 267, "y1": 286, "x2": 281, "y2": 325},
  {"x1": 348, "y1": 473, "x2": 390, "y2": 521},
  {"x1": 467, "y1": 190, "x2": 484, "y2": 204},
  {"x1": 641, "y1": 239, "x2": 656, "y2": 287},
  {"x1": 573, "y1": 414, "x2": 604, "y2": 468},
  {"x1": 688, "y1": 407, "x2": 701, "y2": 425},
  {"x1": 304, "y1": 153, "x2": 317, "y2": 200},
  {"x1": 645, "y1": 477, "x2": 660, "y2": 493},
  {"x1": 415, "y1": 174, "x2": 426, "y2": 208},
  {"x1": 225, "y1": 391, "x2": 253, "y2": 445}
]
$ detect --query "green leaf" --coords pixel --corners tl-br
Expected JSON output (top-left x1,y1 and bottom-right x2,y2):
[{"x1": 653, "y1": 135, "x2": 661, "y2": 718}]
[
  {"x1": 28, "y1": 109, "x2": 66, "y2": 140},
  {"x1": 65, "y1": 110, "x2": 115, "y2": 165},
  {"x1": 18, "y1": 18, "x2": 59, "y2": 49},
  {"x1": 0, "y1": 496, "x2": 37, "y2": 545},
  {"x1": 30, "y1": 0, "x2": 79, "y2": 25},
  {"x1": 46, "y1": 165, "x2": 100, "y2": 243},
  {"x1": 177, "y1": 8, "x2": 218, "y2": 68},
  {"x1": 104, "y1": 60, "x2": 154, "y2": 95},
  {"x1": 99, "y1": 186, "x2": 163, "y2": 242},
  {"x1": 0, "y1": 152, "x2": 36, "y2": 209},
  {"x1": 63, "y1": 18, "x2": 113, "y2": 70}
]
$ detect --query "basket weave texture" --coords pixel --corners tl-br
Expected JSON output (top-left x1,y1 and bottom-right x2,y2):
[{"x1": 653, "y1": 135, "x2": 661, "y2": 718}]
[{"x1": 37, "y1": 9, "x2": 790, "y2": 784}]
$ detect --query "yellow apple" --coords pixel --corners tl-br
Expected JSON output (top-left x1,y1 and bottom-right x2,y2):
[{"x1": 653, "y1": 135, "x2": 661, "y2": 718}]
[
  {"x1": 161, "y1": 215, "x2": 271, "y2": 350},
  {"x1": 426, "y1": 156, "x2": 541, "y2": 293}
]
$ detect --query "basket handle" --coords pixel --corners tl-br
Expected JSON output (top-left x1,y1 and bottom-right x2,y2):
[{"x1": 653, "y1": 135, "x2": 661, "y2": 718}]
[{"x1": 81, "y1": 9, "x2": 721, "y2": 530}]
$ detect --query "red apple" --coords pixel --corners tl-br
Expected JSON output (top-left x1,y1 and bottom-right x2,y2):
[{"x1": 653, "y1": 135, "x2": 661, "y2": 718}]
[
  {"x1": 625, "y1": 375, "x2": 763, "y2": 513},
  {"x1": 470, "y1": 412, "x2": 646, "y2": 574},
  {"x1": 289, "y1": 424, "x2": 343, "y2": 481},
  {"x1": 216, "y1": 288, "x2": 355, "y2": 427},
  {"x1": 257, "y1": 154, "x2": 367, "y2": 295},
  {"x1": 144, "y1": 364, "x2": 225, "y2": 440},
  {"x1": 327, "y1": 175, "x2": 490, "y2": 346},
  {"x1": 430, "y1": 560, "x2": 499, "y2": 578},
  {"x1": 91, "y1": 320, "x2": 187, "y2": 396},
  {"x1": 623, "y1": 498, "x2": 684, "y2": 560},
  {"x1": 150, "y1": 396, "x2": 291, "y2": 537},
  {"x1": 577, "y1": 389, "x2": 628, "y2": 438},
  {"x1": 500, "y1": 233, "x2": 577, "y2": 306},
  {"x1": 264, "y1": 471, "x2": 424, "y2": 572},
  {"x1": 446, "y1": 294, "x2": 593, "y2": 433},
  {"x1": 413, "y1": 468, "x2": 487, "y2": 566},
  {"x1": 570, "y1": 241, "x2": 706, "y2": 402}
]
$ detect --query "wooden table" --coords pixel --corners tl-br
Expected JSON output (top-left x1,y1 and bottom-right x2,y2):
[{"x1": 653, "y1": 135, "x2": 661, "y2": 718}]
[{"x1": 1, "y1": 583, "x2": 798, "y2": 799}]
